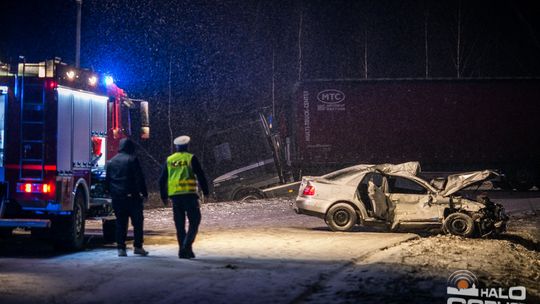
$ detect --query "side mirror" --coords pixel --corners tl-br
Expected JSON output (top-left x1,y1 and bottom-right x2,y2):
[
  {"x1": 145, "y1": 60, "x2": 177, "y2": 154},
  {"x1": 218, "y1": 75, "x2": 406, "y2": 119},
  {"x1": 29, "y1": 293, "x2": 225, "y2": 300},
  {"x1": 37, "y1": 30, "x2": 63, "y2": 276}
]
[{"x1": 140, "y1": 101, "x2": 150, "y2": 139}]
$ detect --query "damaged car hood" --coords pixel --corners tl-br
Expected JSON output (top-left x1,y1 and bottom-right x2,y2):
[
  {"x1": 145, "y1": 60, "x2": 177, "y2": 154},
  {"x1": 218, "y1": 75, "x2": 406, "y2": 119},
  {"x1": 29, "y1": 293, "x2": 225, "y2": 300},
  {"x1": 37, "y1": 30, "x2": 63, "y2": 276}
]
[{"x1": 440, "y1": 170, "x2": 499, "y2": 197}]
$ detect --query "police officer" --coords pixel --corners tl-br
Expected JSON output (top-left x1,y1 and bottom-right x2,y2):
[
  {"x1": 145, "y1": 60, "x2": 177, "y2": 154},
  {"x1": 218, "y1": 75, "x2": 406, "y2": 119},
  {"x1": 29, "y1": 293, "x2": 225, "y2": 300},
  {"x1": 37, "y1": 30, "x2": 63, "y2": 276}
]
[
  {"x1": 159, "y1": 135, "x2": 209, "y2": 259},
  {"x1": 105, "y1": 138, "x2": 149, "y2": 257}
]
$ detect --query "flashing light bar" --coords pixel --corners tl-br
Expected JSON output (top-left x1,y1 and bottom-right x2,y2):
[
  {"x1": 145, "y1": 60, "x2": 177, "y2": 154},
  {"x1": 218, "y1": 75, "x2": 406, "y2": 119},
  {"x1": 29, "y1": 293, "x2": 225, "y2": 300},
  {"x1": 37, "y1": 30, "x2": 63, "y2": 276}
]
[
  {"x1": 16, "y1": 182, "x2": 54, "y2": 194},
  {"x1": 104, "y1": 76, "x2": 114, "y2": 86}
]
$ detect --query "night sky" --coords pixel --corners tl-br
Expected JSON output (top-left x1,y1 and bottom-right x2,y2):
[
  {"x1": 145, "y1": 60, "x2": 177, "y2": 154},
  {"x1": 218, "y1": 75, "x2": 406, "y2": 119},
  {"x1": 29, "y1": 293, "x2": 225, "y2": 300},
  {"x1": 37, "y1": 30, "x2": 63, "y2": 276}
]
[
  {"x1": 3, "y1": 1, "x2": 540, "y2": 90},
  {"x1": 2, "y1": 0, "x2": 540, "y2": 181}
]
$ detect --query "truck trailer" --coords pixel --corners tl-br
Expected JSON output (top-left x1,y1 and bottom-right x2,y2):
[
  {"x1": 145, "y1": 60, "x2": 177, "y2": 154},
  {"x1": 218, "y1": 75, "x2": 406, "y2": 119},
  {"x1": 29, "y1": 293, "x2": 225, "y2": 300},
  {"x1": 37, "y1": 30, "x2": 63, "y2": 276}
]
[
  {"x1": 0, "y1": 59, "x2": 150, "y2": 250},
  {"x1": 209, "y1": 78, "x2": 540, "y2": 201}
]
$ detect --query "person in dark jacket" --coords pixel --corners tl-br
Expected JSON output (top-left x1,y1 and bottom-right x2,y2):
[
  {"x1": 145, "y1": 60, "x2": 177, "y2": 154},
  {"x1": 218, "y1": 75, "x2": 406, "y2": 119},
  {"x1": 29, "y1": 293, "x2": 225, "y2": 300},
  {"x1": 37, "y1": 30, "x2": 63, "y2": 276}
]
[
  {"x1": 105, "y1": 138, "x2": 149, "y2": 257},
  {"x1": 159, "y1": 135, "x2": 209, "y2": 259}
]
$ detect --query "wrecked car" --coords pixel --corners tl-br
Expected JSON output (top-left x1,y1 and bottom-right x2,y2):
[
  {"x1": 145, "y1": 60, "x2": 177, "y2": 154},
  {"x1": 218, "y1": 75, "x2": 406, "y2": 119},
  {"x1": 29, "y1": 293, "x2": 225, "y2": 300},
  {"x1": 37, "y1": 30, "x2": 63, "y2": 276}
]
[{"x1": 293, "y1": 162, "x2": 508, "y2": 237}]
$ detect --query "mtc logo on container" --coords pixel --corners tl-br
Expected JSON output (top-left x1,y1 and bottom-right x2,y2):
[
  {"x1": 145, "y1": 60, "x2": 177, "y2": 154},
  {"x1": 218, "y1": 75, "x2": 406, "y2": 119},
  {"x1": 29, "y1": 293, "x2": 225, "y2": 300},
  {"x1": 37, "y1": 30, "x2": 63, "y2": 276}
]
[
  {"x1": 317, "y1": 89, "x2": 345, "y2": 104},
  {"x1": 316, "y1": 89, "x2": 346, "y2": 112}
]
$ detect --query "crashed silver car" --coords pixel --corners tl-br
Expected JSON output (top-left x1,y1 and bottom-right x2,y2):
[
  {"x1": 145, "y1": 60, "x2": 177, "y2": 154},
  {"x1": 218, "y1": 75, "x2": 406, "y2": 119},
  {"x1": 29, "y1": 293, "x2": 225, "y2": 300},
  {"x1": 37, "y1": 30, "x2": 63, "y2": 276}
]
[{"x1": 293, "y1": 162, "x2": 508, "y2": 237}]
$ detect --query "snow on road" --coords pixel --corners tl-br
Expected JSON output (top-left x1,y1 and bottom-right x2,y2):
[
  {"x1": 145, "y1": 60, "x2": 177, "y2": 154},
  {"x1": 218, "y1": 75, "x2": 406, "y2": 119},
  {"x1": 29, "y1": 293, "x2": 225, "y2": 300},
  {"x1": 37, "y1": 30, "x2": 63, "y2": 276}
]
[
  {"x1": 1, "y1": 196, "x2": 538, "y2": 304},
  {"x1": 1, "y1": 199, "x2": 417, "y2": 304},
  {"x1": 0, "y1": 230, "x2": 417, "y2": 304}
]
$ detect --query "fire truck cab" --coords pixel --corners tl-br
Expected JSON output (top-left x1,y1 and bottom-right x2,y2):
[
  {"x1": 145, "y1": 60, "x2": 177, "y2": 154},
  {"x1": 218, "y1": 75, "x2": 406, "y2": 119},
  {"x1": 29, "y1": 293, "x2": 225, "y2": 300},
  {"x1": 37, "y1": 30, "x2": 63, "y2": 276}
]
[{"x1": 0, "y1": 59, "x2": 150, "y2": 250}]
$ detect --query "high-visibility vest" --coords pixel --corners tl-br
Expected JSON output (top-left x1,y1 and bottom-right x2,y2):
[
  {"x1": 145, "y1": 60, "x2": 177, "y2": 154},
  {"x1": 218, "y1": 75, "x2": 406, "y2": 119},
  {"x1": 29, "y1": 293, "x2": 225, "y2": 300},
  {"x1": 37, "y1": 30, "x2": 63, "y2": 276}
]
[{"x1": 167, "y1": 152, "x2": 197, "y2": 196}]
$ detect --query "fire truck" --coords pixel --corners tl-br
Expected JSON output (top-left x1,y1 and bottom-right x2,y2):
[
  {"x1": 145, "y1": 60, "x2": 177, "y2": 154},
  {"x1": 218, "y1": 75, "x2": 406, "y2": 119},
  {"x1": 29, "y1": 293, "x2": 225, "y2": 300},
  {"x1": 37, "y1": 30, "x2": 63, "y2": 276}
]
[{"x1": 0, "y1": 59, "x2": 150, "y2": 250}]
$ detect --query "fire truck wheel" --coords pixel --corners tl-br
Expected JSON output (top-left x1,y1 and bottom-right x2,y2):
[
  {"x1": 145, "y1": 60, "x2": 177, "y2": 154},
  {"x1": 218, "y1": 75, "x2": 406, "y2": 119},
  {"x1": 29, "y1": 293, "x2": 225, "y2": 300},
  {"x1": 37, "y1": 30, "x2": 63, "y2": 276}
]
[{"x1": 52, "y1": 190, "x2": 86, "y2": 251}]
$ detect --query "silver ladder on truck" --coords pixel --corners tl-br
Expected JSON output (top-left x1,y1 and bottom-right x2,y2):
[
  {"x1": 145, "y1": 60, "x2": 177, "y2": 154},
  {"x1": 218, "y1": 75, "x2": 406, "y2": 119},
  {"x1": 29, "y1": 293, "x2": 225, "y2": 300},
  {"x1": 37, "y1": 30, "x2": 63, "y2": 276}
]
[{"x1": 19, "y1": 66, "x2": 46, "y2": 181}]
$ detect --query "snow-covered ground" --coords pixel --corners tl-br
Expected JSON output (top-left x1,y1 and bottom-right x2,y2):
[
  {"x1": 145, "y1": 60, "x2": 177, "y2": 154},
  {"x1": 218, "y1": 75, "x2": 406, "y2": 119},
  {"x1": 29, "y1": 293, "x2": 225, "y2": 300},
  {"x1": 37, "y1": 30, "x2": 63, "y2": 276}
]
[
  {"x1": 303, "y1": 211, "x2": 540, "y2": 303},
  {"x1": 0, "y1": 196, "x2": 538, "y2": 303}
]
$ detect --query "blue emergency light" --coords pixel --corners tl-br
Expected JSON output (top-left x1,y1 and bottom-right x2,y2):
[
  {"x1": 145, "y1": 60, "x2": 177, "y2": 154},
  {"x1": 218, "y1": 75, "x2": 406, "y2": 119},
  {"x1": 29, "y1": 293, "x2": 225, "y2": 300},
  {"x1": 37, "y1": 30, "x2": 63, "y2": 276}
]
[{"x1": 104, "y1": 76, "x2": 114, "y2": 86}]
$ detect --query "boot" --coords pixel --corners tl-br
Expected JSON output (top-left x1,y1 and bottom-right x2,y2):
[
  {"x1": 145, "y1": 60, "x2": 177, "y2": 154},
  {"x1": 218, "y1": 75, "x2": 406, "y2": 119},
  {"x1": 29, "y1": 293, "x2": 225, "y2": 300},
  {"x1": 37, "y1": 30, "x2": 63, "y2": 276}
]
[
  {"x1": 178, "y1": 248, "x2": 190, "y2": 259},
  {"x1": 118, "y1": 249, "x2": 127, "y2": 257},
  {"x1": 134, "y1": 247, "x2": 149, "y2": 256},
  {"x1": 185, "y1": 246, "x2": 196, "y2": 259}
]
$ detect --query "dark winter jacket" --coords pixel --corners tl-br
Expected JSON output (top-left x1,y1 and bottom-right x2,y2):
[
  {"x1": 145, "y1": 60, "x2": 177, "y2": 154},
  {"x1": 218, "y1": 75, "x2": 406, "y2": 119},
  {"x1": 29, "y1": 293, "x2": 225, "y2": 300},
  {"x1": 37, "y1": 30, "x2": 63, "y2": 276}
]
[
  {"x1": 159, "y1": 148, "x2": 209, "y2": 201},
  {"x1": 105, "y1": 138, "x2": 148, "y2": 199}
]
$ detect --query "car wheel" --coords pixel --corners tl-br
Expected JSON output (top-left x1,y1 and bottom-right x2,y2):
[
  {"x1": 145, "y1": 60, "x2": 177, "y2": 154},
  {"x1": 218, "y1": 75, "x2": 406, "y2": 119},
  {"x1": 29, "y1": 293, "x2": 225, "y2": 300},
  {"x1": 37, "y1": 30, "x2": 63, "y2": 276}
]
[
  {"x1": 234, "y1": 189, "x2": 264, "y2": 202},
  {"x1": 326, "y1": 203, "x2": 357, "y2": 232},
  {"x1": 443, "y1": 213, "x2": 475, "y2": 237}
]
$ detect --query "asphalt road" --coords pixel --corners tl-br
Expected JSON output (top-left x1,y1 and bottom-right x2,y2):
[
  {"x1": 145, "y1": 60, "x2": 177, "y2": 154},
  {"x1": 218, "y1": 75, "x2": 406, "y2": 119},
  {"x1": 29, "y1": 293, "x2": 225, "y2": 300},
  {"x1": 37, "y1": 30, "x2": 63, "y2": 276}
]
[
  {"x1": 0, "y1": 195, "x2": 538, "y2": 304},
  {"x1": 0, "y1": 228, "x2": 417, "y2": 304}
]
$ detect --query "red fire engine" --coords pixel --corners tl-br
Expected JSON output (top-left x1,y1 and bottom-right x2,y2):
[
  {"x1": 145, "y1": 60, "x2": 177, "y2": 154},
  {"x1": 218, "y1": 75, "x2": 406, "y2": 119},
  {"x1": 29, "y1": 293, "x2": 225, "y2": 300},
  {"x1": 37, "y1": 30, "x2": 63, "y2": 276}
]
[{"x1": 0, "y1": 59, "x2": 150, "y2": 250}]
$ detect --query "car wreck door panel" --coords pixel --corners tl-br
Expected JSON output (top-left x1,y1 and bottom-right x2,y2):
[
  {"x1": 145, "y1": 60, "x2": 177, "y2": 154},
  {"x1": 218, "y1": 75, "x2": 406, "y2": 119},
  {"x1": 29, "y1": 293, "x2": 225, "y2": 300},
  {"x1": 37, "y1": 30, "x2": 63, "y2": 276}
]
[
  {"x1": 387, "y1": 176, "x2": 440, "y2": 223},
  {"x1": 368, "y1": 181, "x2": 388, "y2": 219},
  {"x1": 357, "y1": 172, "x2": 389, "y2": 219}
]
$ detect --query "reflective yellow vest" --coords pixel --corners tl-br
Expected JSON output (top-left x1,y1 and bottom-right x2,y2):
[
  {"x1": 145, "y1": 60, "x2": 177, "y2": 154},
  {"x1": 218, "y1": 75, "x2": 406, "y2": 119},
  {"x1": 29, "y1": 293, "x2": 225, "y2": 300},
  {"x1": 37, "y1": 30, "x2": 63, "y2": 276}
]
[{"x1": 167, "y1": 152, "x2": 197, "y2": 196}]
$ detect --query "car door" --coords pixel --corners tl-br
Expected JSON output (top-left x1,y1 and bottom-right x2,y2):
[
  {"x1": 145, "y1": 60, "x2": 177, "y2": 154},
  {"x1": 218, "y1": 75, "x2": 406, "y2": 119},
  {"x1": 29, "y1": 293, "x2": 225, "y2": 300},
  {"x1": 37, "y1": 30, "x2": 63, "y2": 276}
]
[
  {"x1": 386, "y1": 175, "x2": 440, "y2": 223},
  {"x1": 357, "y1": 172, "x2": 389, "y2": 219}
]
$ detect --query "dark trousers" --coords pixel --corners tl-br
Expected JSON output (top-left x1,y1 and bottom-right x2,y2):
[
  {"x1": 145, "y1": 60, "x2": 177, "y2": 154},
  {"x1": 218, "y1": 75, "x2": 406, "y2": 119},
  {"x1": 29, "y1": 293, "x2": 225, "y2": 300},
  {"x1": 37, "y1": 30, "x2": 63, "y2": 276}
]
[
  {"x1": 171, "y1": 195, "x2": 201, "y2": 250},
  {"x1": 112, "y1": 197, "x2": 144, "y2": 250}
]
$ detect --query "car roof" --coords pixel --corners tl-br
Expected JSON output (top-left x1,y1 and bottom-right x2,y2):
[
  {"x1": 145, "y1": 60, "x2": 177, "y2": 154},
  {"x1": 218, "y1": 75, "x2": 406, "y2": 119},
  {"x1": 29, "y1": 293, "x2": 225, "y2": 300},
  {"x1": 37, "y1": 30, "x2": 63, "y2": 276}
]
[
  {"x1": 322, "y1": 162, "x2": 421, "y2": 181},
  {"x1": 317, "y1": 162, "x2": 437, "y2": 192}
]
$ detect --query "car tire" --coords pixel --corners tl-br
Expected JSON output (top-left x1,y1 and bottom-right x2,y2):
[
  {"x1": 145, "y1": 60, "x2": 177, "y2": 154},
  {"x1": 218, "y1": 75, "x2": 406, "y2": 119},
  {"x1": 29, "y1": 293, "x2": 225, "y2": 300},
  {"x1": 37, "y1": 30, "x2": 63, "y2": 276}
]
[
  {"x1": 443, "y1": 212, "x2": 475, "y2": 237},
  {"x1": 326, "y1": 203, "x2": 357, "y2": 232},
  {"x1": 234, "y1": 189, "x2": 264, "y2": 202}
]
